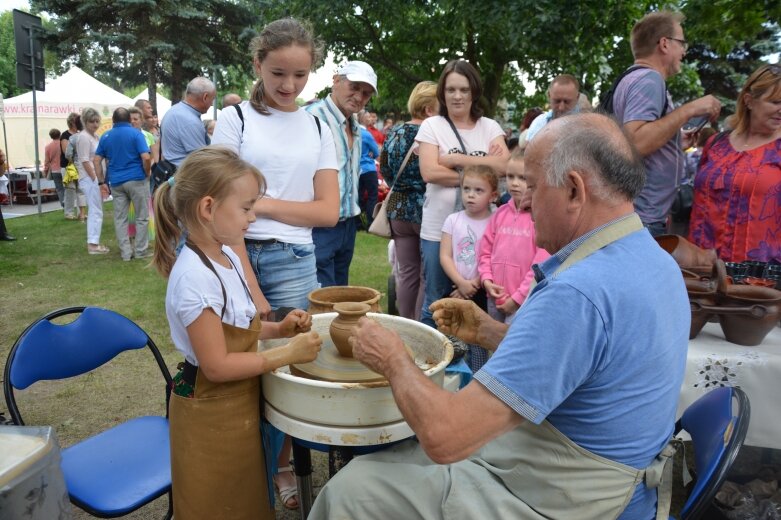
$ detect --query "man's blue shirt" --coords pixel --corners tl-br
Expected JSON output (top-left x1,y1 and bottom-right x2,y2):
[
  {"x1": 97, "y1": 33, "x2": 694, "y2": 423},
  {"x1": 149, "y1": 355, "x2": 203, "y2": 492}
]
[
  {"x1": 95, "y1": 122, "x2": 149, "y2": 186},
  {"x1": 161, "y1": 101, "x2": 208, "y2": 167}
]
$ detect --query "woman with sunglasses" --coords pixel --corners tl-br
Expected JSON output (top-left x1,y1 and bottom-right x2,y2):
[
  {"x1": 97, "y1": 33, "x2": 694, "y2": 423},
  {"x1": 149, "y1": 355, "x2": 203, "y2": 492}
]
[{"x1": 688, "y1": 64, "x2": 781, "y2": 263}]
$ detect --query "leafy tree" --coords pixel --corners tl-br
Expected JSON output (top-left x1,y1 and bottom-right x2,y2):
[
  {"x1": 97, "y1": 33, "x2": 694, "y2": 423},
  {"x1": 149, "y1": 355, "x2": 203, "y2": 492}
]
[
  {"x1": 270, "y1": 0, "x2": 779, "y2": 122},
  {"x1": 0, "y1": 11, "x2": 23, "y2": 98},
  {"x1": 29, "y1": 0, "x2": 259, "y2": 108},
  {"x1": 269, "y1": 0, "x2": 653, "y2": 117},
  {"x1": 1, "y1": 10, "x2": 63, "y2": 98}
]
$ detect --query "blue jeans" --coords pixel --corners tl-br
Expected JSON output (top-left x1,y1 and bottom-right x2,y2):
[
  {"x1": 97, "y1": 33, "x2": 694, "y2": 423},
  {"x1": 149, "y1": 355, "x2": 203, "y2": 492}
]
[
  {"x1": 312, "y1": 217, "x2": 359, "y2": 288},
  {"x1": 644, "y1": 221, "x2": 668, "y2": 237},
  {"x1": 245, "y1": 241, "x2": 319, "y2": 310},
  {"x1": 420, "y1": 238, "x2": 453, "y2": 328}
]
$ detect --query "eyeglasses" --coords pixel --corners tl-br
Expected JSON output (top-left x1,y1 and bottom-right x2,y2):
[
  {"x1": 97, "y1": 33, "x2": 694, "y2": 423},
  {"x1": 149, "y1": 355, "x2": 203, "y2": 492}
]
[
  {"x1": 751, "y1": 65, "x2": 781, "y2": 85},
  {"x1": 665, "y1": 36, "x2": 688, "y2": 51}
]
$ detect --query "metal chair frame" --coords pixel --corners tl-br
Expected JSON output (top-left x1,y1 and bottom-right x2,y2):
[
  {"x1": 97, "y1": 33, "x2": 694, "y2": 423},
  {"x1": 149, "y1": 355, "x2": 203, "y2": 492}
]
[
  {"x1": 674, "y1": 386, "x2": 750, "y2": 520},
  {"x1": 4, "y1": 306, "x2": 174, "y2": 519}
]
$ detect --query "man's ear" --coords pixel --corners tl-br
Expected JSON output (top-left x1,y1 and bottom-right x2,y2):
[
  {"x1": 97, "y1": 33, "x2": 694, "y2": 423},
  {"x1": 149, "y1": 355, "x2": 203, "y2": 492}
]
[{"x1": 565, "y1": 170, "x2": 587, "y2": 210}]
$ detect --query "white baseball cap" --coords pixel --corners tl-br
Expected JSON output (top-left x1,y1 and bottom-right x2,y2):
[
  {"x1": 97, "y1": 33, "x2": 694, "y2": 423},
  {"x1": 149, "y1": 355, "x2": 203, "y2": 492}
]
[{"x1": 337, "y1": 61, "x2": 378, "y2": 94}]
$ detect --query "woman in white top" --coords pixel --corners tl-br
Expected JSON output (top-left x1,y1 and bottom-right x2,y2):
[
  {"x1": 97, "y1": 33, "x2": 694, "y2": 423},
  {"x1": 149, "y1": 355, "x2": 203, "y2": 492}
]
[
  {"x1": 210, "y1": 17, "x2": 339, "y2": 511},
  {"x1": 77, "y1": 107, "x2": 110, "y2": 254},
  {"x1": 416, "y1": 60, "x2": 509, "y2": 327}
]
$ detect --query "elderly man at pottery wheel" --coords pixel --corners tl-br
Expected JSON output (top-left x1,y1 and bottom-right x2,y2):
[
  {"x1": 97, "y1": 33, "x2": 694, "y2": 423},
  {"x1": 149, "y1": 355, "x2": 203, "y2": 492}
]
[{"x1": 308, "y1": 113, "x2": 690, "y2": 520}]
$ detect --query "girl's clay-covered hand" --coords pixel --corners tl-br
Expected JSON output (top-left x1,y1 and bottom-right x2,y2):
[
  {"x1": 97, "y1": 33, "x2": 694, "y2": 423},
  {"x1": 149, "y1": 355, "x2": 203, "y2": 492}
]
[
  {"x1": 279, "y1": 309, "x2": 312, "y2": 337},
  {"x1": 287, "y1": 331, "x2": 322, "y2": 364}
]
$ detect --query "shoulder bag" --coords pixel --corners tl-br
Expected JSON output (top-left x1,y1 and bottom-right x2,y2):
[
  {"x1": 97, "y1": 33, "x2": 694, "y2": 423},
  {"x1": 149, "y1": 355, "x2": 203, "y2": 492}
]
[
  {"x1": 150, "y1": 125, "x2": 177, "y2": 192},
  {"x1": 368, "y1": 144, "x2": 416, "y2": 239},
  {"x1": 444, "y1": 115, "x2": 468, "y2": 211}
]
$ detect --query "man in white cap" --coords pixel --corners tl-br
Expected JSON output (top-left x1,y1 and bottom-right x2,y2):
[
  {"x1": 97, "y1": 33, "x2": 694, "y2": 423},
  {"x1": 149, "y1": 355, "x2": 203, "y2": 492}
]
[{"x1": 306, "y1": 61, "x2": 378, "y2": 287}]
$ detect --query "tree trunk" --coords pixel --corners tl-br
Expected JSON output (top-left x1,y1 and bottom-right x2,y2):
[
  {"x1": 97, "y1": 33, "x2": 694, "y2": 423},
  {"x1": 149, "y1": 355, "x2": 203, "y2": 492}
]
[
  {"x1": 170, "y1": 57, "x2": 184, "y2": 103},
  {"x1": 146, "y1": 58, "x2": 157, "y2": 112}
]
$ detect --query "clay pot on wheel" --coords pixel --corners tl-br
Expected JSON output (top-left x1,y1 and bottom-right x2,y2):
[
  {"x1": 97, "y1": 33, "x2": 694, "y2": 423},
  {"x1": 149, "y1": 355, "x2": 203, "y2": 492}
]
[
  {"x1": 655, "y1": 234, "x2": 717, "y2": 271},
  {"x1": 329, "y1": 302, "x2": 371, "y2": 357}
]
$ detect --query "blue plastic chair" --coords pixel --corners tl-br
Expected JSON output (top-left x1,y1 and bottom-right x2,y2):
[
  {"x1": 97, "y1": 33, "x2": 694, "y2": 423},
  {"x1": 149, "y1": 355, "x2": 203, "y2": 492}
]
[
  {"x1": 672, "y1": 386, "x2": 750, "y2": 520},
  {"x1": 3, "y1": 306, "x2": 174, "y2": 519}
]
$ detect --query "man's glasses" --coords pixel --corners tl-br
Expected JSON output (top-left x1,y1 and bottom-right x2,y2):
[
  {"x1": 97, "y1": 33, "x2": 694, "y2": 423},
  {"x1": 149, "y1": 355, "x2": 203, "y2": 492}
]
[{"x1": 665, "y1": 36, "x2": 688, "y2": 51}]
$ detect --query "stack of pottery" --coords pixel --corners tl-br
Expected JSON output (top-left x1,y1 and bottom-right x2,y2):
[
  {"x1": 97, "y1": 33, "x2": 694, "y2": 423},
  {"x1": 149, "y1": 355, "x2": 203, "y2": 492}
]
[
  {"x1": 655, "y1": 234, "x2": 718, "y2": 275},
  {"x1": 655, "y1": 235, "x2": 781, "y2": 345}
]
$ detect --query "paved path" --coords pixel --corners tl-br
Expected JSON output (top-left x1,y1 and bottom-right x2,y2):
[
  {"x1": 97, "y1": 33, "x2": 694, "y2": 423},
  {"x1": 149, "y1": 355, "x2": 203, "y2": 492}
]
[{"x1": 2, "y1": 200, "x2": 62, "y2": 219}]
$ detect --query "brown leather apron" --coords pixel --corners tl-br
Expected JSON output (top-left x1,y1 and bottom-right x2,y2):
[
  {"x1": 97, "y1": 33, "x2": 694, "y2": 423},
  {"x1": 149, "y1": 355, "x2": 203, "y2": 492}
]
[{"x1": 169, "y1": 314, "x2": 274, "y2": 519}]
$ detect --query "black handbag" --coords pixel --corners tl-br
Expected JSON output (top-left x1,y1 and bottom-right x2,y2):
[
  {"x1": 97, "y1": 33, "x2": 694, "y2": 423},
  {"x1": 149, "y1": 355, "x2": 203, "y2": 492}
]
[
  {"x1": 151, "y1": 158, "x2": 176, "y2": 192},
  {"x1": 150, "y1": 125, "x2": 176, "y2": 192}
]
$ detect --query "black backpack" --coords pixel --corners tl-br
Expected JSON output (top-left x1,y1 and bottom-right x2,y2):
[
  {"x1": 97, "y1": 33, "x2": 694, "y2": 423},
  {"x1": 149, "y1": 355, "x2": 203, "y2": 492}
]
[{"x1": 599, "y1": 65, "x2": 669, "y2": 116}]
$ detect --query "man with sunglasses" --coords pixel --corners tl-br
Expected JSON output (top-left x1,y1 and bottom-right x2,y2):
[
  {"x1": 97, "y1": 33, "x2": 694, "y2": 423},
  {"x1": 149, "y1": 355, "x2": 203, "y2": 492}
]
[{"x1": 612, "y1": 11, "x2": 721, "y2": 236}]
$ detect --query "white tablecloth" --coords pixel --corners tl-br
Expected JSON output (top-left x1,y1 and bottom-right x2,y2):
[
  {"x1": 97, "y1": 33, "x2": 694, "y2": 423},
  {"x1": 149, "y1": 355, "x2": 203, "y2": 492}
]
[{"x1": 678, "y1": 321, "x2": 781, "y2": 449}]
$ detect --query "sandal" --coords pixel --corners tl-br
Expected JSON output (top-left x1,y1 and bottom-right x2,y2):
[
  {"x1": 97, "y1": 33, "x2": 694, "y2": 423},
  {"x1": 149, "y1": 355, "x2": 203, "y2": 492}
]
[
  {"x1": 273, "y1": 465, "x2": 299, "y2": 510},
  {"x1": 88, "y1": 244, "x2": 110, "y2": 255}
]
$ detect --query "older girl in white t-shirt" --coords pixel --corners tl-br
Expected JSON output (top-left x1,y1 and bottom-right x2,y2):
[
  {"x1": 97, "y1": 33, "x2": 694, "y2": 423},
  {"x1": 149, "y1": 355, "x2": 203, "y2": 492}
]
[
  {"x1": 416, "y1": 59, "x2": 509, "y2": 328},
  {"x1": 210, "y1": 17, "x2": 339, "y2": 510}
]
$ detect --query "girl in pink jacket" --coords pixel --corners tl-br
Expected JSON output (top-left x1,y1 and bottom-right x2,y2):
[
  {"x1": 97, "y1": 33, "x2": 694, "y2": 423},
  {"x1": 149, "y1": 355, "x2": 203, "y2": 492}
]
[{"x1": 478, "y1": 152, "x2": 550, "y2": 323}]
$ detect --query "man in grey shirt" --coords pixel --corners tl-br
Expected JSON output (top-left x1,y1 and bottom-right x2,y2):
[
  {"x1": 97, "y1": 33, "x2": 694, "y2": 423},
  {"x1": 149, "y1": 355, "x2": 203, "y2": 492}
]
[
  {"x1": 612, "y1": 10, "x2": 721, "y2": 236},
  {"x1": 161, "y1": 77, "x2": 215, "y2": 167}
]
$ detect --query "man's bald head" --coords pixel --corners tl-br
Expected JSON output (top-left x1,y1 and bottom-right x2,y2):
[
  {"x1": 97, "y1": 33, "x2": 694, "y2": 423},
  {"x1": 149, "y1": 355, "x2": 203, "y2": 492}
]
[
  {"x1": 533, "y1": 112, "x2": 645, "y2": 203},
  {"x1": 222, "y1": 93, "x2": 242, "y2": 108}
]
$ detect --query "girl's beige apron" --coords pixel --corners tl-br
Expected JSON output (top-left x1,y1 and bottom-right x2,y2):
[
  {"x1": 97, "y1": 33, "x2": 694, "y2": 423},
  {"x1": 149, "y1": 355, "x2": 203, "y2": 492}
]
[{"x1": 169, "y1": 315, "x2": 274, "y2": 520}]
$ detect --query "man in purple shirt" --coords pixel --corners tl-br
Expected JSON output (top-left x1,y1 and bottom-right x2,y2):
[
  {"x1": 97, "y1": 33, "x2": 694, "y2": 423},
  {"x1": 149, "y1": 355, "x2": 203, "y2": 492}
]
[{"x1": 613, "y1": 10, "x2": 721, "y2": 236}]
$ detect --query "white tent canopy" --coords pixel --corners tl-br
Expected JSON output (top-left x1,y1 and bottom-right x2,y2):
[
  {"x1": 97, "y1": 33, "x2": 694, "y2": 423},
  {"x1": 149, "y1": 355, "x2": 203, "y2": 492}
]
[{"x1": 1, "y1": 67, "x2": 134, "y2": 168}]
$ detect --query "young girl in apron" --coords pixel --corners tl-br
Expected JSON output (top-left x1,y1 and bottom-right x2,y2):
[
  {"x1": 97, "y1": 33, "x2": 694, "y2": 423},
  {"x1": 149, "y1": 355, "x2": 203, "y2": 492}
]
[{"x1": 152, "y1": 147, "x2": 323, "y2": 519}]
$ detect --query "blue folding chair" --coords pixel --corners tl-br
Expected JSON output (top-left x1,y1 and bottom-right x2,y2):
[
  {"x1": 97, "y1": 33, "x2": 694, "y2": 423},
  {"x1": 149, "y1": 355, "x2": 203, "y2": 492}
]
[
  {"x1": 3, "y1": 306, "x2": 174, "y2": 519},
  {"x1": 672, "y1": 386, "x2": 750, "y2": 520}
]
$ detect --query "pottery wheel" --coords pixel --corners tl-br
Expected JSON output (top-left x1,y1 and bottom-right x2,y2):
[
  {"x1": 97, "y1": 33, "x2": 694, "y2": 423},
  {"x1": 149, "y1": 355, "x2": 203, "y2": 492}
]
[{"x1": 291, "y1": 339, "x2": 386, "y2": 383}]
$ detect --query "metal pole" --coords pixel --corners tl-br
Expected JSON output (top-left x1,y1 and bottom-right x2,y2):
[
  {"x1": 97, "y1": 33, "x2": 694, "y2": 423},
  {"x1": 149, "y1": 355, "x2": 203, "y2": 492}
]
[
  {"x1": 29, "y1": 26, "x2": 42, "y2": 215},
  {"x1": 212, "y1": 67, "x2": 218, "y2": 120},
  {"x1": 0, "y1": 94, "x2": 8, "y2": 166}
]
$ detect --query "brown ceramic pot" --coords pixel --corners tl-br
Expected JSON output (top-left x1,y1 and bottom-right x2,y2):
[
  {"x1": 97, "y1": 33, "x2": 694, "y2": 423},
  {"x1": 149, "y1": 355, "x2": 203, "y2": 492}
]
[
  {"x1": 715, "y1": 284, "x2": 781, "y2": 346},
  {"x1": 686, "y1": 260, "x2": 726, "y2": 339},
  {"x1": 308, "y1": 286, "x2": 382, "y2": 315},
  {"x1": 656, "y1": 234, "x2": 718, "y2": 270},
  {"x1": 329, "y1": 302, "x2": 371, "y2": 357}
]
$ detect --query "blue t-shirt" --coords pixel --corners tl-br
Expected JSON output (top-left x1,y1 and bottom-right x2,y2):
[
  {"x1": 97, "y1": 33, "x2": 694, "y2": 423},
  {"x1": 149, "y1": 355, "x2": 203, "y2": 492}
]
[
  {"x1": 360, "y1": 127, "x2": 379, "y2": 175},
  {"x1": 161, "y1": 101, "x2": 208, "y2": 167},
  {"x1": 95, "y1": 123, "x2": 149, "y2": 187},
  {"x1": 613, "y1": 68, "x2": 684, "y2": 226},
  {"x1": 476, "y1": 225, "x2": 689, "y2": 519}
]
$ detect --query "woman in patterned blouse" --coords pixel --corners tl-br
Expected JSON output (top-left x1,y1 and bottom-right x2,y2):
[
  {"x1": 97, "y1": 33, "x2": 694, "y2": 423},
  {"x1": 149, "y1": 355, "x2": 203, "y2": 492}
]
[
  {"x1": 380, "y1": 81, "x2": 438, "y2": 319},
  {"x1": 689, "y1": 64, "x2": 781, "y2": 263}
]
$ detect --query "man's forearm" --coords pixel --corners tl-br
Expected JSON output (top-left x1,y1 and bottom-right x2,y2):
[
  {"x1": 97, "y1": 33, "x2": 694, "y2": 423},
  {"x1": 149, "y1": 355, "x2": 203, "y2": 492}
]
[{"x1": 479, "y1": 320, "x2": 510, "y2": 352}]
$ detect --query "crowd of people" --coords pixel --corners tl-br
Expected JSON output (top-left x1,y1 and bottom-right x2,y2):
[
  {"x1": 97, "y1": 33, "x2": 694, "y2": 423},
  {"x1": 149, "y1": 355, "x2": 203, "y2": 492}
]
[{"x1": 2, "y1": 7, "x2": 779, "y2": 520}]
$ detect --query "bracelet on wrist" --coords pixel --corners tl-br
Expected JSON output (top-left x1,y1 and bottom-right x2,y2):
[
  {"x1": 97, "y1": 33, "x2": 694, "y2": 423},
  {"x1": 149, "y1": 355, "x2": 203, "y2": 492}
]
[{"x1": 98, "y1": 181, "x2": 105, "y2": 185}]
